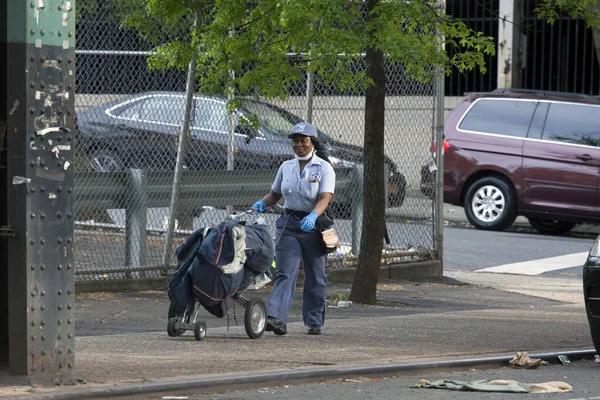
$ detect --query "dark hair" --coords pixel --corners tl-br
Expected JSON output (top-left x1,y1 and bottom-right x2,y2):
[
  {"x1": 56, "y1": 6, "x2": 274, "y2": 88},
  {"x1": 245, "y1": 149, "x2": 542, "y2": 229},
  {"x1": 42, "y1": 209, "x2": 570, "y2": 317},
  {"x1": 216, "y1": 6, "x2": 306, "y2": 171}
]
[{"x1": 311, "y1": 137, "x2": 332, "y2": 165}]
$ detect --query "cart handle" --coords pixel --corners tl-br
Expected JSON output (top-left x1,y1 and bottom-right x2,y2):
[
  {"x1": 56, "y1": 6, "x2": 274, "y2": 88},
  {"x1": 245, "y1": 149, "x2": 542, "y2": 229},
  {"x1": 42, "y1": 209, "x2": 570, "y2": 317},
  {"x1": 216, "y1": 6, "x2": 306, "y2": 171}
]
[{"x1": 227, "y1": 208, "x2": 258, "y2": 220}]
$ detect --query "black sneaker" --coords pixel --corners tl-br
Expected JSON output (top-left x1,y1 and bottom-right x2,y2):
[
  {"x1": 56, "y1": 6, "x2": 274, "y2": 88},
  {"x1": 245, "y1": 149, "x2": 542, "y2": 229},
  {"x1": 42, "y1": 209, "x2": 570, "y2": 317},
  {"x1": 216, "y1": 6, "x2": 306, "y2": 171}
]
[
  {"x1": 307, "y1": 325, "x2": 322, "y2": 335},
  {"x1": 266, "y1": 317, "x2": 287, "y2": 335}
]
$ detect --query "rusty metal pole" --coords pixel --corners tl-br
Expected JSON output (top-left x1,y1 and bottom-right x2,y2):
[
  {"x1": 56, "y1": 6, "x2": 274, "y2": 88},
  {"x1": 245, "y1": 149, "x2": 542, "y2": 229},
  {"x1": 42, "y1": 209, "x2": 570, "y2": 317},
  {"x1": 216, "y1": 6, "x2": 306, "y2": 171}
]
[
  {"x1": 497, "y1": 0, "x2": 516, "y2": 88},
  {"x1": 3, "y1": 0, "x2": 77, "y2": 381}
]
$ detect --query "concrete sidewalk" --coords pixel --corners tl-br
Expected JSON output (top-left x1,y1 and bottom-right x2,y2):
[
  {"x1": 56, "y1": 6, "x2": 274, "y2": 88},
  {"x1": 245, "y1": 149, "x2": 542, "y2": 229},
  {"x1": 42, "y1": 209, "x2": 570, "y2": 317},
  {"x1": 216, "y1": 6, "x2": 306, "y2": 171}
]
[{"x1": 0, "y1": 277, "x2": 594, "y2": 399}]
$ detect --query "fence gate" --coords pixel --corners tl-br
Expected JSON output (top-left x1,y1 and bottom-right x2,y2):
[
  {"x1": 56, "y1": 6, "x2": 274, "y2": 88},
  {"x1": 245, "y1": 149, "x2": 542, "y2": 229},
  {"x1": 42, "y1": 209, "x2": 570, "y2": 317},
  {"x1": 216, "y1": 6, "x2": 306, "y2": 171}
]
[{"x1": 1, "y1": 0, "x2": 76, "y2": 381}]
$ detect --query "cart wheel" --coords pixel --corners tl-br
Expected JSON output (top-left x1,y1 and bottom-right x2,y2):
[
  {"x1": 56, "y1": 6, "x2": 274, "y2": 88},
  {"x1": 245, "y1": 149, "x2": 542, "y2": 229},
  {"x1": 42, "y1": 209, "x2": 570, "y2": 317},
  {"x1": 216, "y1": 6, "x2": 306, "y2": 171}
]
[
  {"x1": 168, "y1": 302, "x2": 194, "y2": 336},
  {"x1": 194, "y1": 321, "x2": 207, "y2": 341},
  {"x1": 244, "y1": 298, "x2": 266, "y2": 339},
  {"x1": 168, "y1": 303, "x2": 178, "y2": 319},
  {"x1": 167, "y1": 317, "x2": 179, "y2": 337},
  {"x1": 169, "y1": 302, "x2": 195, "y2": 320}
]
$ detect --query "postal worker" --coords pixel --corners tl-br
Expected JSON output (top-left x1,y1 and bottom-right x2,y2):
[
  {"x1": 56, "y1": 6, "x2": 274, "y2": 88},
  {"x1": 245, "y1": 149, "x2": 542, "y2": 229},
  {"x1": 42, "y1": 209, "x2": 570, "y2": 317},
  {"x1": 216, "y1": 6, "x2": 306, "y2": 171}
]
[{"x1": 252, "y1": 121, "x2": 336, "y2": 335}]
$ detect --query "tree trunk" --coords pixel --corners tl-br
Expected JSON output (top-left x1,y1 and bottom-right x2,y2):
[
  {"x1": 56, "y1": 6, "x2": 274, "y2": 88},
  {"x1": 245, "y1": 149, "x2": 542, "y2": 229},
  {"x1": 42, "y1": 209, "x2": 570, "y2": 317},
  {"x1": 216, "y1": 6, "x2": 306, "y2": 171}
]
[{"x1": 349, "y1": 0, "x2": 386, "y2": 305}]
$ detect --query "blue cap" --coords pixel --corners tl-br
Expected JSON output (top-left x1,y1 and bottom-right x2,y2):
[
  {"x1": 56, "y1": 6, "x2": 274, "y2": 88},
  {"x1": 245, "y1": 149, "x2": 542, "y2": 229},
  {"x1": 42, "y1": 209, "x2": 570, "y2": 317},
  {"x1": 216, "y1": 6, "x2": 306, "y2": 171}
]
[{"x1": 287, "y1": 122, "x2": 318, "y2": 139}]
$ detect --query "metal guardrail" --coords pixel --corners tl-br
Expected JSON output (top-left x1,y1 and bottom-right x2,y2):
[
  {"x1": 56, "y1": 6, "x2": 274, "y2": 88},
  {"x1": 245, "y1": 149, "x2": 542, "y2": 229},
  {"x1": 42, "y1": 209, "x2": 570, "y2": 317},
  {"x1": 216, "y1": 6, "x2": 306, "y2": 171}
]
[
  {"x1": 74, "y1": 167, "x2": 366, "y2": 275},
  {"x1": 75, "y1": 168, "x2": 358, "y2": 211}
]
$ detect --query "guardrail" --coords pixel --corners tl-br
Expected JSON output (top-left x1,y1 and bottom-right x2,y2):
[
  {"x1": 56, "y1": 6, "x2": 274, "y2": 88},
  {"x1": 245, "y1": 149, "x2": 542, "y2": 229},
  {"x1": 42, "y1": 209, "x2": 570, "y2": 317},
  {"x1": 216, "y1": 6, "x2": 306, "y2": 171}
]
[{"x1": 74, "y1": 166, "x2": 372, "y2": 275}]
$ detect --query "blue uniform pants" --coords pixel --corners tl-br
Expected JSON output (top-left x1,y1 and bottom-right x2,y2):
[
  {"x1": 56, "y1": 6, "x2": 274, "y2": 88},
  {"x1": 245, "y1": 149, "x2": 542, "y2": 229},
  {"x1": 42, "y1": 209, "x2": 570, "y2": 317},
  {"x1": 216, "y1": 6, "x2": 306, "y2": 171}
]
[{"x1": 266, "y1": 213, "x2": 327, "y2": 328}]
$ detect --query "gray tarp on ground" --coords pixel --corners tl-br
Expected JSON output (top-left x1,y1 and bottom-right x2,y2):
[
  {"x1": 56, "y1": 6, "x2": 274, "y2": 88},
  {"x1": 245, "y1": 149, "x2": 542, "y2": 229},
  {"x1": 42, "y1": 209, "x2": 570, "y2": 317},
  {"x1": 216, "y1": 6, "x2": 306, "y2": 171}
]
[{"x1": 415, "y1": 379, "x2": 572, "y2": 393}]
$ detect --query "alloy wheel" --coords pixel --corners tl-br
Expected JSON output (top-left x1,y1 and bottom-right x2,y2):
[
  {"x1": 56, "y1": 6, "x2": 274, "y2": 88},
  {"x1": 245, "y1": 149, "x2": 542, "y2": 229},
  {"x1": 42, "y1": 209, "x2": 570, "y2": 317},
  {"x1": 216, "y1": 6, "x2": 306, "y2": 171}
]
[
  {"x1": 90, "y1": 151, "x2": 122, "y2": 172},
  {"x1": 471, "y1": 185, "x2": 506, "y2": 223}
]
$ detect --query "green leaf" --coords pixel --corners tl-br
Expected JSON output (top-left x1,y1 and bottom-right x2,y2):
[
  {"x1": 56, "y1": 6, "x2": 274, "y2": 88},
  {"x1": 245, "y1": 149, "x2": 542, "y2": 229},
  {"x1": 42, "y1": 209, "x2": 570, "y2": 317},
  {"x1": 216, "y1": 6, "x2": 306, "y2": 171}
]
[{"x1": 104, "y1": 0, "x2": 495, "y2": 102}]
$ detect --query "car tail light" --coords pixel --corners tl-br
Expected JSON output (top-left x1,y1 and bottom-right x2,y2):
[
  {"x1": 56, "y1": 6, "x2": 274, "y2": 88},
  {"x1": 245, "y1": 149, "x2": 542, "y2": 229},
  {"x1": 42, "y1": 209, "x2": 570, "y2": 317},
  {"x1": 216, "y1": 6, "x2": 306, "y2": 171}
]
[{"x1": 432, "y1": 140, "x2": 449, "y2": 154}]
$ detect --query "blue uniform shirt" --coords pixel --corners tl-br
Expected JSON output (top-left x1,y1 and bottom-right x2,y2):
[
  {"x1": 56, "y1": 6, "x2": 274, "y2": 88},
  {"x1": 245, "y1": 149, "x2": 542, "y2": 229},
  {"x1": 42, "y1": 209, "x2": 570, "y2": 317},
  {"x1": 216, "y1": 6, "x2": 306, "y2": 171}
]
[{"x1": 271, "y1": 154, "x2": 336, "y2": 213}]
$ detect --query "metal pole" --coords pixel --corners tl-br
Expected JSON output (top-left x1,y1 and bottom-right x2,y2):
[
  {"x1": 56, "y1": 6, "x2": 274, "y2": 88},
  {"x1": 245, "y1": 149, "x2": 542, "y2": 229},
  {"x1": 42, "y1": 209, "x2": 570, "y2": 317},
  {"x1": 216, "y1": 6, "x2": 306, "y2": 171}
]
[
  {"x1": 306, "y1": 70, "x2": 315, "y2": 123},
  {"x1": 226, "y1": 70, "x2": 235, "y2": 215},
  {"x1": 497, "y1": 0, "x2": 515, "y2": 88},
  {"x1": 351, "y1": 165, "x2": 364, "y2": 255},
  {"x1": 435, "y1": 0, "x2": 446, "y2": 272},
  {"x1": 4, "y1": 0, "x2": 76, "y2": 379},
  {"x1": 125, "y1": 169, "x2": 147, "y2": 277},
  {"x1": 162, "y1": 12, "x2": 200, "y2": 272},
  {"x1": 306, "y1": 44, "x2": 315, "y2": 123},
  {"x1": 227, "y1": 69, "x2": 235, "y2": 172}
]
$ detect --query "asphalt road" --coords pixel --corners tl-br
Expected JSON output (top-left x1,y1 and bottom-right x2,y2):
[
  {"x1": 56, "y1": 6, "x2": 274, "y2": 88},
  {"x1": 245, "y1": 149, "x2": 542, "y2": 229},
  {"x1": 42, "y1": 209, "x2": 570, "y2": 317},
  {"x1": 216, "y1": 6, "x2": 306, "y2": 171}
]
[
  {"x1": 130, "y1": 359, "x2": 600, "y2": 399},
  {"x1": 443, "y1": 226, "x2": 596, "y2": 276}
]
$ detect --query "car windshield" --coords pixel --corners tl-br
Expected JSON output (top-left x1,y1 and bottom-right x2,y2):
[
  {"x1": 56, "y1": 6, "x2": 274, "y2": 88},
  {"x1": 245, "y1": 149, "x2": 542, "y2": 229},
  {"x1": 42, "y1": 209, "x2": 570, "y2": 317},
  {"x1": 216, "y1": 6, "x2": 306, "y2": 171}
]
[{"x1": 242, "y1": 101, "x2": 330, "y2": 141}]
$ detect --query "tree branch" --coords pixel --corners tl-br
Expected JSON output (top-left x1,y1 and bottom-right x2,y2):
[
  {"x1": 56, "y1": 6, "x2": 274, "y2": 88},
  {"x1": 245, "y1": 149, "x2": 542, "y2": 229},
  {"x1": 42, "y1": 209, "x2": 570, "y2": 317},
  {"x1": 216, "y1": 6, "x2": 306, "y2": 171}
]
[
  {"x1": 226, "y1": 4, "x2": 277, "y2": 33},
  {"x1": 262, "y1": 31, "x2": 290, "y2": 46}
]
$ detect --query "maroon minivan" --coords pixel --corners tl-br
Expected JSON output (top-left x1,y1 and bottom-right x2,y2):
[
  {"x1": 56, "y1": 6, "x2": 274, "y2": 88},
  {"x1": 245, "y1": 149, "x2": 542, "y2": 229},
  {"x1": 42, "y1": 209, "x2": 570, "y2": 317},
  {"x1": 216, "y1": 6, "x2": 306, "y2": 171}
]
[{"x1": 421, "y1": 89, "x2": 600, "y2": 234}]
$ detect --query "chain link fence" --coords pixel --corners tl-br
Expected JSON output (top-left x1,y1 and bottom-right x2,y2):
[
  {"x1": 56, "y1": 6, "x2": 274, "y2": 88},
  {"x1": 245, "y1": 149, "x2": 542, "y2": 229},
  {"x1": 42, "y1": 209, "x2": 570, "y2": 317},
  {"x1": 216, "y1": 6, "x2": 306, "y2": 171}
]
[{"x1": 73, "y1": 1, "x2": 440, "y2": 281}]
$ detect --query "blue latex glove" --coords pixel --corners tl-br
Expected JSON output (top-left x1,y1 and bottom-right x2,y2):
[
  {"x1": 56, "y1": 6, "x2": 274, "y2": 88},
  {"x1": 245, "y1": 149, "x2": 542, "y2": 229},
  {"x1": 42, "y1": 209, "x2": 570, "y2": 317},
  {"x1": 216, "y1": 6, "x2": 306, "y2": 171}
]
[
  {"x1": 301, "y1": 212, "x2": 318, "y2": 232},
  {"x1": 252, "y1": 199, "x2": 267, "y2": 214}
]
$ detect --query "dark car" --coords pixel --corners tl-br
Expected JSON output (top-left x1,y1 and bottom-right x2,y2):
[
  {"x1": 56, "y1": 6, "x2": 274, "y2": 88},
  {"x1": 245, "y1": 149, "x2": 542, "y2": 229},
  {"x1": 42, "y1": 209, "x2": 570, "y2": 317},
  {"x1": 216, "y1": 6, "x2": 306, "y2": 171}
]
[
  {"x1": 421, "y1": 89, "x2": 600, "y2": 234},
  {"x1": 584, "y1": 236, "x2": 600, "y2": 355},
  {"x1": 76, "y1": 92, "x2": 406, "y2": 211}
]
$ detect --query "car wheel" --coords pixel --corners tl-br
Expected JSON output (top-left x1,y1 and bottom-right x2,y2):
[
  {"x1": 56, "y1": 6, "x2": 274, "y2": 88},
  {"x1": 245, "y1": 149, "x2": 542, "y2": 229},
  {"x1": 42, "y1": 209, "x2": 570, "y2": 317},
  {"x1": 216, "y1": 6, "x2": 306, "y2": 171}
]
[
  {"x1": 89, "y1": 148, "x2": 124, "y2": 172},
  {"x1": 589, "y1": 317, "x2": 600, "y2": 356},
  {"x1": 463, "y1": 176, "x2": 517, "y2": 231},
  {"x1": 389, "y1": 174, "x2": 407, "y2": 207},
  {"x1": 527, "y1": 218, "x2": 576, "y2": 235}
]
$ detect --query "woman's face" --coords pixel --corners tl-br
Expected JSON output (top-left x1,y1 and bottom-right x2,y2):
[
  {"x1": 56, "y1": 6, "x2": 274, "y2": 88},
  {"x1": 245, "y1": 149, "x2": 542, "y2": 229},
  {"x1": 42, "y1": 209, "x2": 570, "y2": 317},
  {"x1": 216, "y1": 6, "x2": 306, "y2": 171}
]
[{"x1": 292, "y1": 135, "x2": 313, "y2": 157}]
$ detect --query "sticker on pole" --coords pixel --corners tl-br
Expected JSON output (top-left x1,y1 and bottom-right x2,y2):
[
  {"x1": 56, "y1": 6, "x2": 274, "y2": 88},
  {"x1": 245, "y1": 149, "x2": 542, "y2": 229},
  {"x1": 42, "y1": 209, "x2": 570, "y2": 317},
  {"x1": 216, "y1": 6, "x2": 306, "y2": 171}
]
[{"x1": 428, "y1": 159, "x2": 438, "y2": 172}]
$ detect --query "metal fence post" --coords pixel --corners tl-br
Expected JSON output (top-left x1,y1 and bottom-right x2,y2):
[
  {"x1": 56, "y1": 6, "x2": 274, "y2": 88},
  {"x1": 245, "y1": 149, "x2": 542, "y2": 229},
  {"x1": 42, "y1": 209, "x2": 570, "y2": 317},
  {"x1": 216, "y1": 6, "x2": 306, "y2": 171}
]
[
  {"x1": 351, "y1": 165, "x2": 364, "y2": 255},
  {"x1": 306, "y1": 70, "x2": 315, "y2": 123},
  {"x1": 125, "y1": 169, "x2": 147, "y2": 277},
  {"x1": 306, "y1": 44, "x2": 315, "y2": 123},
  {"x1": 435, "y1": 0, "x2": 446, "y2": 271},
  {"x1": 226, "y1": 69, "x2": 236, "y2": 215},
  {"x1": 162, "y1": 11, "x2": 200, "y2": 273}
]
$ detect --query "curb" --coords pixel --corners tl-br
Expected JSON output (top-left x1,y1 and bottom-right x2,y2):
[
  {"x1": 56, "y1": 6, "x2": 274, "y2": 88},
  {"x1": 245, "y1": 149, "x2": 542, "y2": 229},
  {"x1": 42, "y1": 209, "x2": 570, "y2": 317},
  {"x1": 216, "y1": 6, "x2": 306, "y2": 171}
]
[
  {"x1": 327, "y1": 261, "x2": 442, "y2": 282},
  {"x1": 17, "y1": 349, "x2": 596, "y2": 400},
  {"x1": 74, "y1": 261, "x2": 443, "y2": 294},
  {"x1": 75, "y1": 277, "x2": 169, "y2": 294}
]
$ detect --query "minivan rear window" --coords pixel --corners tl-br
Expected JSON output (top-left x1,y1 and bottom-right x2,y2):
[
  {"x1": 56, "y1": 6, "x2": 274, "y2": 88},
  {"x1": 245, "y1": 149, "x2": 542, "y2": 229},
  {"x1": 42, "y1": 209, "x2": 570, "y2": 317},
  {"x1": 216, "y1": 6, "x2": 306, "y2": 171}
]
[
  {"x1": 542, "y1": 103, "x2": 600, "y2": 147},
  {"x1": 458, "y1": 99, "x2": 537, "y2": 138}
]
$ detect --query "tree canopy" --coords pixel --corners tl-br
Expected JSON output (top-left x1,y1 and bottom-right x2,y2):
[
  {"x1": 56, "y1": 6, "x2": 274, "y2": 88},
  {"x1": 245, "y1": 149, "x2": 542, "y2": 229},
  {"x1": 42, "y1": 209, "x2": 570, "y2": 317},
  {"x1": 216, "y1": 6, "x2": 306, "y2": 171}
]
[
  {"x1": 112, "y1": 0, "x2": 495, "y2": 102},
  {"x1": 536, "y1": 0, "x2": 600, "y2": 27}
]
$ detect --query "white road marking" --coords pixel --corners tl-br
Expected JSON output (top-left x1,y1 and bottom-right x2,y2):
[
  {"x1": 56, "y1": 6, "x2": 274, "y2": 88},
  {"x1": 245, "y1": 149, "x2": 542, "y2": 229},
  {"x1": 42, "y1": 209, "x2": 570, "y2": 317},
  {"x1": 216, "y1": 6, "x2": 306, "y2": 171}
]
[{"x1": 474, "y1": 252, "x2": 589, "y2": 276}]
